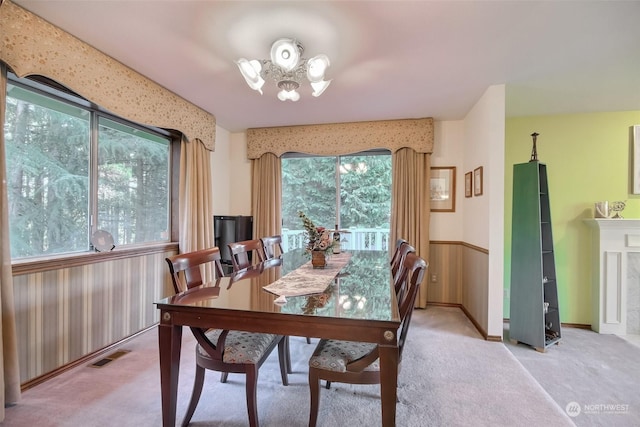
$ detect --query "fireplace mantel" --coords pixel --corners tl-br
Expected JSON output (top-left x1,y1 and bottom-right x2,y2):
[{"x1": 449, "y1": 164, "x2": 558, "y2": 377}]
[{"x1": 585, "y1": 219, "x2": 640, "y2": 334}]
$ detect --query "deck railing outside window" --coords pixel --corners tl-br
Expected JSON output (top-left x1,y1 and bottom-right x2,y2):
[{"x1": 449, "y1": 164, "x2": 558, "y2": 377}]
[{"x1": 282, "y1": 228, "x2": 390, "y2": 252}]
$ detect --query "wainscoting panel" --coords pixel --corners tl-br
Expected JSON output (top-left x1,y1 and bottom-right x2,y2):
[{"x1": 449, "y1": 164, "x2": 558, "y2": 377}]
[
  {"x1": 428, "y1": 241, "x2": 490, "y2": 338},
  {"x1": 13, "y1": 249, "x2": 177, "y2": 384},
  {"x1": 461, "y1": 244, "x2": 490, "y2": 336},
  {"x1": 428, "y1": 242, "x2": 463, "y2": 304}
]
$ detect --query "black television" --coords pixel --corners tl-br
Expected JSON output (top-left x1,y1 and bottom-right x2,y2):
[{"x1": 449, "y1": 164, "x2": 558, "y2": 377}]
[{"x1": 214, "y1": 215, "x2": 253, "y2": 265}]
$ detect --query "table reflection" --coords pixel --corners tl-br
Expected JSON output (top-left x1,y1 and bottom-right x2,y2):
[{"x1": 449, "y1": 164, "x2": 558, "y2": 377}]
[{"x1": 278, "y1": 250, "x2": 393, "y2": 320}]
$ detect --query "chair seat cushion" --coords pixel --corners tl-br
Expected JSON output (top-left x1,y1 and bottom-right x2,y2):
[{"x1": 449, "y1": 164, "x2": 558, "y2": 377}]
[
  {"x1": 198, "y1": 329, "x2": 277, "y2": 364},
  {"x1": 309, "y1": 339, "x2": 379, "y2": 373}
]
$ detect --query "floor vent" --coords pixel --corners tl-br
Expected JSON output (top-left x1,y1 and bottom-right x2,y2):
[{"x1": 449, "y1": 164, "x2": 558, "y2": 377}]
[{"x1": 89, "y1": 349, "x2": 130, "y2": 368}]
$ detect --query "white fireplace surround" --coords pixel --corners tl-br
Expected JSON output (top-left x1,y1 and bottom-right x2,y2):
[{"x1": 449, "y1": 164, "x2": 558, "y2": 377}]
[{"x1": 586, "y1": 219, "x2": 640, "y2": 335}]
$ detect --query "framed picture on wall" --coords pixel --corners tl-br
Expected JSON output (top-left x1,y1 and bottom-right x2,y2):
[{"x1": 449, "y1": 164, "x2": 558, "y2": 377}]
[
  {"x1": 430, "y1": 166, "x2": 456, "y2": 212},
  {"x1": 634, "y1": 125, "x2": 640, "y2": 194},
  {"x1": 474, "y1": 166, "x2": 483, "y2": 196},
  {"x1": 465, "y1": 171, "x2": 473, "y2": 198}
]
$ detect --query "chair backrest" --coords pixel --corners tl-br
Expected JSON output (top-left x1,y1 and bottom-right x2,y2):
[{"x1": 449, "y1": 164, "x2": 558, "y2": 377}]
[
  {"x1": 390, "y1": 238, "x2": 408, "y2": 268},
  {"x1": 260, "y1": 235, "x2": 284, "y2": 260},
  {"x1": 165, "y1": 247, "x2": 225, "y2": 293},
  {"x1": 396, "y1": 252, "x2": 427, "y2": 359},
  {"x1": 392, "y1": 242, "x2": 416, "y2": 294},
  {"x1": 228, "y1": 239, "x2": 265, "y2": 271}
]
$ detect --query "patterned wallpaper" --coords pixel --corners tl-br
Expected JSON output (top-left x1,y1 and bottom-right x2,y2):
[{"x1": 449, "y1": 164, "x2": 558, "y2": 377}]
[
  {"x1": 13, "y1": 248, "x2": 177, "y2": 384},
  {"x1": 0, "y1": 1, "x2": 216, "y2": 150},
  {"x1": 247, "y1": 118, "x2": 434, "y2": 158}
]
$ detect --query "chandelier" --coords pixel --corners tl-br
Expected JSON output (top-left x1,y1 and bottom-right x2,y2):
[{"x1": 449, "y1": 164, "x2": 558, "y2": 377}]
[{"x1": 236, "y1": 38, "x2": 331, "y2": 102}]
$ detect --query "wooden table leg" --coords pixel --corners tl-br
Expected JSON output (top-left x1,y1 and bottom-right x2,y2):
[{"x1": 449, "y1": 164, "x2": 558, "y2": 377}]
[
  {"x1": 378, "y1": 342, "x2": 399, "y2": 427},
  {"x1": 159, "y1": 313, "x2": 182, "y2": 427}
]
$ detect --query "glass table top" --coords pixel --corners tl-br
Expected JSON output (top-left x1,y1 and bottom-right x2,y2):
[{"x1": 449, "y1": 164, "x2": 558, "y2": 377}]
[{"x1": 157, "y1": 249, "x2": 397, "y2": 323}]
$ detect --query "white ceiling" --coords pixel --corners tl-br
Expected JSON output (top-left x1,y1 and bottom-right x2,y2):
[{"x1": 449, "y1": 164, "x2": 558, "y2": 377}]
[{"x1": 12, "y1": 0, "x2": 640, "y2": 132}]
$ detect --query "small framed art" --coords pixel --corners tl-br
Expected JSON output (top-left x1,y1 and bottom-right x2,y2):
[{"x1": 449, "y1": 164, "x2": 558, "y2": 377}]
[
  {"x1": 474, "y1": 166, "x2": 483, "y2": 196},
  {"x1": 465, "y1": 171, "x2": 473, "y2": 198},
  {"x1": 430, "y1": 166, "x2": 456, "y2": 212}
]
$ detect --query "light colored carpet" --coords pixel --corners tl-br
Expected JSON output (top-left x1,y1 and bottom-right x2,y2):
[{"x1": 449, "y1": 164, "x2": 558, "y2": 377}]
[
  {"x1": 505, "y1": 324, "x2": 640, "y2": 427},
  {"x1": 4, "y1": 306, "x2": 572, "y2": 426}
]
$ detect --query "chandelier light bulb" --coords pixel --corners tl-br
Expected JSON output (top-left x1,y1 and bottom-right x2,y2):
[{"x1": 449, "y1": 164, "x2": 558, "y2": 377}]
[
  {"x1": 307, "y1": 54, "x2": 330, "y2": 82},
  {"x1": 310, "y1": 80, "x2": 331, "y2": 97},
  {"x1": 271, "y1": 38, "x2": 301, "y2": 72},
  {"x1": 277, "y1": 89, "x2": 300, "y2": 102},
  {"x1": 237, "y1": 37, "x2": 331, "y2": 101},
  {"x1": 235, "y1": 58, "x2": 265, "y2": 94}
]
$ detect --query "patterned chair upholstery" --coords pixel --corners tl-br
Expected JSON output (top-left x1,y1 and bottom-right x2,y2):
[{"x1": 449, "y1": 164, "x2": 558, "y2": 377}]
[{"x1": 201, "y1": 330, "x2": 279, "y2": 364}]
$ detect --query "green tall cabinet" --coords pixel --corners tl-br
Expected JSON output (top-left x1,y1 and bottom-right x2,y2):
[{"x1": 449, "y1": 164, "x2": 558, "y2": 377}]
[{"x1": 509, "y1": 161, "x2": 561, "y2": 352}]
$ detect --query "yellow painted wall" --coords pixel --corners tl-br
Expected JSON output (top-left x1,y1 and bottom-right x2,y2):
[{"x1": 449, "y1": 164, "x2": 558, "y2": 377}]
[{"x1": 505, "y1": 111, "x2": 640, "y2": 325}]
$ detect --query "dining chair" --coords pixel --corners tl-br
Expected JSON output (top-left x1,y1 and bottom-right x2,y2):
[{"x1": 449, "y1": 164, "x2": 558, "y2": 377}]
[
  {"x1": 389, "y1": 238, "x2": 407, "y2": 268},
  {"x1": 392, "y1": 242, "x2": 416, "y2": 295},
  {"x1": 165, "y1": 248, "x2": 289, "y2": 427},
  {"x1": 390, "y1": 239, "x2": 409, "y2": 276},
  {"x1": 260, "y1": 235, "x2": 284, "y2": 260},
  {"x1": 307, "y1": 252, "x2": 427, "y2": 427},
  {"x1": 228, "y1": 239, "x2": 266, "y2": 271},
  {"x1": 165, "y1": 247, "x2": 225, "y2": 293}
]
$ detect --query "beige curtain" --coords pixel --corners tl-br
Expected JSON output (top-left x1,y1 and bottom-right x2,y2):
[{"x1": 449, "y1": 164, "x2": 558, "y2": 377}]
[
  {"x1": 179, "y1": 136, "x2": 215, "y2": 281},
  {"x1": 391, "y1": 148, "x2": 431, "y2": 308},
  {"x1": 251, "y1": 153, "x2": 282, "y2": 240},
  {"x1": 0, "y1": 62, "x2": 21, "y2": 418}
]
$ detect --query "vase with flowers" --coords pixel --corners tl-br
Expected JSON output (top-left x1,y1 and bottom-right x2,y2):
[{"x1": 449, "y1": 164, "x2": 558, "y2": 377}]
[{"x1": 298, "y1": 211, "x2": 333, "y2": 268}]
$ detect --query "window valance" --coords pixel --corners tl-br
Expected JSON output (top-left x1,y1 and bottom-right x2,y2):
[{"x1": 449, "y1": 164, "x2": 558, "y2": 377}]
[
  {"x1": 246, "y1": 118, "x2": 433, "y2": 159},
  {"x1": 0, "y1": 1, "x2": 216, "y2": 150}
]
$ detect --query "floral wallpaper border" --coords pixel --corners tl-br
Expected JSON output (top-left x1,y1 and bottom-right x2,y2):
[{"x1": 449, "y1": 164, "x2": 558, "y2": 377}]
[
  {"x1": 247, "y1": 117, "x2": 433, "y2": 159},
  {"x1": 0, "y1": 1, "x2": 216, "y2": 150}
]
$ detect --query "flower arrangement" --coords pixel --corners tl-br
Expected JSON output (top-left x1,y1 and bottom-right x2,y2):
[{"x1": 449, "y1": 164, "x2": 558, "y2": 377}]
[{"x1": 298, "y1": 211, "x2": 333, "y2": 255}]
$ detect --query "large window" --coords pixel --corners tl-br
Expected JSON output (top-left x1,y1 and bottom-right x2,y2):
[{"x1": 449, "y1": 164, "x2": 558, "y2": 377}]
[
  {"x1": 281, "y1": 151, "x2": 392, "y2": 251},
  {"x1": 4, "y1": 74, "x2": 171, "y2": 259}
]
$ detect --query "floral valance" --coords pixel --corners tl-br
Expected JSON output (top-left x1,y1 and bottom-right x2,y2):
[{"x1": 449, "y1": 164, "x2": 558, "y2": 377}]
[
  {"x1": 246, "y1": 117, "x2": 433, "y2": 159},
  {"x1": 0, "y1": 1, "x2": 216, "y2": 150}
]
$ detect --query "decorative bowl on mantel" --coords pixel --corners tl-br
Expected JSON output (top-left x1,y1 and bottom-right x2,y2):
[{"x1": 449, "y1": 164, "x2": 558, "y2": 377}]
[{"x1": 610, "y1": 201, "x2": 626, "y2": 219}]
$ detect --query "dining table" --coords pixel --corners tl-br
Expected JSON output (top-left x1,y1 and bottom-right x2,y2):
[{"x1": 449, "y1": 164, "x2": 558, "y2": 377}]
[{"x1": 155, "y1": 249, "x2": 401, "y2": 426}]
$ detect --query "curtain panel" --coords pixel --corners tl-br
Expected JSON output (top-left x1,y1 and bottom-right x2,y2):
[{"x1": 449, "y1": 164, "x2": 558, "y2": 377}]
[
  {"x1": 0, "y1": 1, "x2": 216, "y2": 150},
  {"x1": 178, "y1": 137, "x2": 215, "y2": 281},
  {"x1": 391, "y1": 148, "x2": 431, "y2": 308},
  {"x1": 251, "y1": 153, "x2": 282, "y2": 242},
  {"x1": 0, "y1": 61, "x2": 22, "y2": 420}
]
